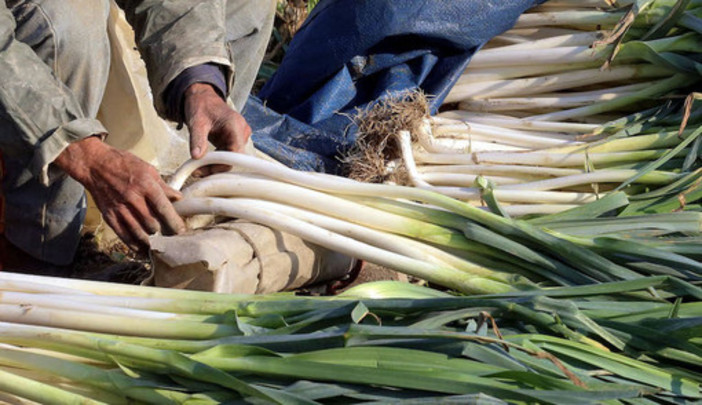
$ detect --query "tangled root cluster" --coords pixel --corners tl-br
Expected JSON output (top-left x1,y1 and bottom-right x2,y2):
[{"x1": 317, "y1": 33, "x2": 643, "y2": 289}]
[{"x1": 343, "y1": 91, "x2": 430, "y2": 185}]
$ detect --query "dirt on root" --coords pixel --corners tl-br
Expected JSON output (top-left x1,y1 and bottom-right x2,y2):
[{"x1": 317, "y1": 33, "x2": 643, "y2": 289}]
[{"x1": 341, "y1": 91, "x2": 431, "y2": 185}]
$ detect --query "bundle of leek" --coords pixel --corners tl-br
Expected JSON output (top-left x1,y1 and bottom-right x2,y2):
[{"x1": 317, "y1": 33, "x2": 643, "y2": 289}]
[
  {"x1": 0, "y1": 273, "x2": 699, "y2": 404},
  {"x1": 162, "y1": 152, "x2": 702, "y2": 293},
  {"x1": 357, "y1": 0, "x2": 702, "y2": 216}
]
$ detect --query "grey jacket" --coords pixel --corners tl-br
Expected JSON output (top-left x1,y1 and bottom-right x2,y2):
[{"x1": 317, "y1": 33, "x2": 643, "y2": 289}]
[{"x1": 0, "y1": 0, "x2": 234, "y2": 185}]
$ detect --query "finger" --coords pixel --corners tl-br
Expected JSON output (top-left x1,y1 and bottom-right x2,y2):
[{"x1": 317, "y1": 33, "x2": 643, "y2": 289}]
[
  {"x1": 222, "y1": 119, "x2": 252, "y2": 153},
  {"x1": 116, "y1": 206, "x2": 152, "y2": 251},
  {"x1": 188, "y1": 115, "x2": 212, "y2": 159},
  {"x1": 124, "y1": 191, "x2": 161, "y2": 235},
  {"x1": 104, "y1": 211, "x2": 140, "y2": 252},
  {"x1": 236, "y1": 121, "x2": 252, "y2": 151},
  {"x1": 148, "y1": 183, "x2": 187, "y2": 236}
]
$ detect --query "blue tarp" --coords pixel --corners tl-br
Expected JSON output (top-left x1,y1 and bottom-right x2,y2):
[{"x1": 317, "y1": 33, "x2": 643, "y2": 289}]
[{"x1": 244, "y1": 0, "x2": 543, "y2": 173}]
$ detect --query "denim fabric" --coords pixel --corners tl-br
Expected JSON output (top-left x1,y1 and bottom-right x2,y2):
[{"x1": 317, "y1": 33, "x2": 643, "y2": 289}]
[{"x1": 245, "y1": 0, "x2": 544, "y2": 173}]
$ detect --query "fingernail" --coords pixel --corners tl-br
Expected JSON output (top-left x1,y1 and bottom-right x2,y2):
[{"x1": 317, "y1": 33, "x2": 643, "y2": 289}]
[{"x1": 192, "y1": 147, "x2": 201, "y2": 157}]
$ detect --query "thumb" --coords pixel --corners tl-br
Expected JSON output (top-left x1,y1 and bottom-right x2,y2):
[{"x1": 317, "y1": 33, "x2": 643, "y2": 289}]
[{"x1": 189, "y1": 117, "x2": 212, "y2": 159}]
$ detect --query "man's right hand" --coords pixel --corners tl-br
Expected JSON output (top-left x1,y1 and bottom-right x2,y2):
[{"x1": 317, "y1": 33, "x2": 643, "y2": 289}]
[{"x1": 54, "y1": 136, "x2": 186, "y2": 252}]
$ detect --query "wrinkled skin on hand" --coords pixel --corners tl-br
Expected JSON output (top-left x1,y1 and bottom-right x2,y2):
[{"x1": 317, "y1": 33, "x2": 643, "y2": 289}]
[
  {"x1": 184, "y1": 82, "x2": 252, "y2": 175},
  {"x1": 54, "y1": 136, "x2": 186, "y2": 253},
  {"x1": 54, "y1": 83, "x2": 250, "y2": 253}
]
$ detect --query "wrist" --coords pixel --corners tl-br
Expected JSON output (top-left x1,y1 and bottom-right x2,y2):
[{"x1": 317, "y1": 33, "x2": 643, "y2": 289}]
[
  {"x1": 184, "y1": 83, "x2": 219, "y2": 99},
  {"x1": 165, "y1": 64, "x2": 227, "y2": 123},
  {"x1": 54, "y1": 135, "x2": 108, "y2": 183}
]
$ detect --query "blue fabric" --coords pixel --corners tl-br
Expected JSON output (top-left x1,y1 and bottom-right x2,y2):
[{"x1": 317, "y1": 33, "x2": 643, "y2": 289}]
[{"x1": 245, "y1": 0, "x2": 543, "y2": 173}]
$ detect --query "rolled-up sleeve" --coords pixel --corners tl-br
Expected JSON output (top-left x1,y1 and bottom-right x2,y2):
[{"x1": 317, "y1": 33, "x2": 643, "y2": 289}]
[
  {"x1": 0, "y1": 4, "x2": 107, "y2": 185},
  {"x1": 114, "y1": 0, "x2": 234, "y2": 117}
]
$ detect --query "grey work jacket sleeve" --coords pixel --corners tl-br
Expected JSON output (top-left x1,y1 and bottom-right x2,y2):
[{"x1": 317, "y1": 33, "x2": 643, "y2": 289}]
[
  {"x1": 0, "y1": 4, "x2": 107, "y2": 186},
  {"x1": 114, "y1": 0, "x2": 234, "y2": 117}
]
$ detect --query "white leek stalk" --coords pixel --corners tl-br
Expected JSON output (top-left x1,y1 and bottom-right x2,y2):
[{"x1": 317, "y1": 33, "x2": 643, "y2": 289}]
[
  {"x1": 446, "y1": 65, "x2": 671, "y2": 102},
  {"x1": 174, "y1": 197, "x2": 512, "y2": 294}
]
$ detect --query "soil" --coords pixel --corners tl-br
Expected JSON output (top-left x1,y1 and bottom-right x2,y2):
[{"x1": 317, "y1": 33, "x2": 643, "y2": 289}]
[
  {"x1": 347, "y1": 263, "x2": 408, "y2": 287},
  {"x1": 70, "y1": 234, "x2": 151, "y2": 284}
]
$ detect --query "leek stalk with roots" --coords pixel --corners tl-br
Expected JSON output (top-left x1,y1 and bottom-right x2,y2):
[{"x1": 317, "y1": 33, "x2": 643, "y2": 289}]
[
  {"x1": 361, "y1": 0, "x2": 702, "y2": 216},
  {"x1": 458, "y1": 82, "x2": 650, "y2": 112},
  {"x1": 446, "y1": 65, "x2": 674, "y2": 101},
  {"x1": 170, "y1": 152, "x2": 626, "y2": 281},
  {"x1": 360, "y1": 89, "x2": 700, "y2": 214}
]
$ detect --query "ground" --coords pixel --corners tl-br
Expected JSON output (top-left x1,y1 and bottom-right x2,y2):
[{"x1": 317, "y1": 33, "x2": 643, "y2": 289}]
[{"x1": 71, "y1": 234, "x2": 151, "y2": 284}]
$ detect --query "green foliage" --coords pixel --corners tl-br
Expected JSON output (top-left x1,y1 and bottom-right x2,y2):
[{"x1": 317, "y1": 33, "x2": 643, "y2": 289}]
[{"x1": 308, "y1": 0, "x2": 321, "y2": 13}]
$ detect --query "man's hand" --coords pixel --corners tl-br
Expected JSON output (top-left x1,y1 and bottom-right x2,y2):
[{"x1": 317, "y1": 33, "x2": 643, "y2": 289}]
[
  {"x1": 184, "y1": 83, "x2": 252, "y2": 160},
  {"x1": 55, "y1": 137, "x2": 186, "y2": 252}
]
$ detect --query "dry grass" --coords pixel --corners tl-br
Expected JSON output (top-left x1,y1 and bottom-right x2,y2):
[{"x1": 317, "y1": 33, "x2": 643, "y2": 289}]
[
  {"x1": 276, "y1": 0, "x2": 309, "y2": 39},
  {"x1": 342, "y1": 91, "x2": 431, "y2": 185}
]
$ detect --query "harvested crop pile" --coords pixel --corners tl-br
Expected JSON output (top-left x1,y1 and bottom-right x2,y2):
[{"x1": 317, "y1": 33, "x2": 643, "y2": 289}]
[
  {"x1": 0, "y1": 273, "x2": 700, "y2": 404},
  {"x1": 2, "y1": 1, "x2": 702, "y2": 404},
  {"x1": 349, "y1": 0, "x2": 702, "y2": 217}
]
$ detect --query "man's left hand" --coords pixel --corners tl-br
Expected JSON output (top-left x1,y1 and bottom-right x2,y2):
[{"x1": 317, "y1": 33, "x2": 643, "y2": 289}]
[{"x1": 183, "y1": 83, "x2": 252, "y2": 161}]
